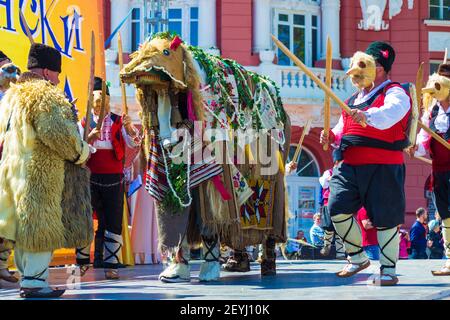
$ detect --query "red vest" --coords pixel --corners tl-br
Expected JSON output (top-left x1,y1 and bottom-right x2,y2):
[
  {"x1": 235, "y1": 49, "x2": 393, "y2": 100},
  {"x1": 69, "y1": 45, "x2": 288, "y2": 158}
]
[
  {"x1": 82, "y1": 113, "x2": 125, "y2": 174},
  {"x1": 341, "y1": 83, "x2": 411, "y2": 165},
  {"x1": 429, "y1": 105, "x2": 450, "y2": 172}
]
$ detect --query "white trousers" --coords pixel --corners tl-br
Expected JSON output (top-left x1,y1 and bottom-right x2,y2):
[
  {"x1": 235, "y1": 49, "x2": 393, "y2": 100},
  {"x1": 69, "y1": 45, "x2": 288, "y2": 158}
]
[{"x1": 14, "y1": 248, "x2": 52, "y2": 288}]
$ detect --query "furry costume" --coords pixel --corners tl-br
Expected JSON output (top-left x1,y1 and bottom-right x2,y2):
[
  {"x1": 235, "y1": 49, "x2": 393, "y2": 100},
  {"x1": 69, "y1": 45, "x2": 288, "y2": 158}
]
[
  {"x1": 121, "y1": 34, "x2": 290, "y2": 281},
  {"x1": 0, "y1": 73, "x2": 92, "y2": 252}
]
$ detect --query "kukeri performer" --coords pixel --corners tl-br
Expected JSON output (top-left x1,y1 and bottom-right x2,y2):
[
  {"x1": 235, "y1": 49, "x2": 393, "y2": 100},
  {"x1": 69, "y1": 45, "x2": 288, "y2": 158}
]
[
  {"x1": 0, "y1": 50, "x2": 20, "y2": 101},
  {"x1": 0, "y1": 43, "x2": 92, "y2": 298},
  {"x1": 320, "y1": 42, "x2": 412, "y2": 286},
  {"x1": 413, "y1": 63, "x2": 450, "y2": 276},
  {"x1": 76, "y1": 77, "x2": 142, "y2": 280},
  {"x1": 0, "y1": 50, "x2": 21, "y2": 284}
]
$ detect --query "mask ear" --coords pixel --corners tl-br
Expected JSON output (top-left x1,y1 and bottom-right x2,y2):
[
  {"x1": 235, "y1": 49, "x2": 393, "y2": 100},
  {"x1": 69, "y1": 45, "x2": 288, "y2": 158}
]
[{"x1": 170, "y1": 36, "x2": 183, "y2": 51}]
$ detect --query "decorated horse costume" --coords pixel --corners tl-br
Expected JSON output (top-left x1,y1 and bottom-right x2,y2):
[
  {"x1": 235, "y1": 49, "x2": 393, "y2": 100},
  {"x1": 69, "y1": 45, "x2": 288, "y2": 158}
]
[{"x1": 121, "y1": 34, "x2": 290, "y2": 282}]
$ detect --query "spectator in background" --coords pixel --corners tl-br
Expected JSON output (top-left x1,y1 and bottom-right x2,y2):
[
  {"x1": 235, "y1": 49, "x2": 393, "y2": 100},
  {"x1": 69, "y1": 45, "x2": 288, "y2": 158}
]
[
  {"x1": 410, "y1": 207, "x2": 429, "y2": 259},
  {"x1": 310, "y1": 213, "x2": 324, "y2": 247},
  {"x1": 296, "y1": 230, "x2": 308, "y2": 243},
  {"x1": 427, "y1": 219, "x2": 444, "y2": 259},
  {"x1": 356, "y1": 207, "x2": 379, "y2": 260},
  {"x1": 399, "y1": 226, "x2": 411, "y2": 259}
]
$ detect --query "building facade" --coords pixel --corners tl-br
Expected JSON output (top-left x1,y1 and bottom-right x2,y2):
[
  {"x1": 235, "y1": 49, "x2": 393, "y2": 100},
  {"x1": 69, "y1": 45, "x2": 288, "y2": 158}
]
[{"x1": 103, "y1": 0, "x2": 450, "y2": 237}]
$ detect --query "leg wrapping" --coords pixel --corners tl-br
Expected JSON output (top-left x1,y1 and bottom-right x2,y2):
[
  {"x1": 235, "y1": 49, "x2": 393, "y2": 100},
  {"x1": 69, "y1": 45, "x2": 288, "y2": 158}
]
[
  {"x1": 331, "y1": 213, "x2": 367, "y2": 264},
  {"x1": 376, "y1": 227, "x2": 399, "y2": 276},
  {"x1": 199, "y1": 236, "x2": 220, "y2": 282},
  {"x1": 323, "y1": 230, "x2": 334, "y2": 248},
  {"x1": 76, "y1": 246, "x2": 91, "y2": 265},
  {"x1": 103, "y1": 231, "x2": 123, "y2": 269},
  {"x1": 335, "y1": 235, "x2": 346, "y2": 256}
]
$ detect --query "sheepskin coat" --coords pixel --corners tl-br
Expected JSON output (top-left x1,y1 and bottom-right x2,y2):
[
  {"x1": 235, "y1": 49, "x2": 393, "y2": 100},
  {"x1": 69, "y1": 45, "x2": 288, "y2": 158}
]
[{"x1": 0, "y1": 73, "x2": 93, "y2": 252}]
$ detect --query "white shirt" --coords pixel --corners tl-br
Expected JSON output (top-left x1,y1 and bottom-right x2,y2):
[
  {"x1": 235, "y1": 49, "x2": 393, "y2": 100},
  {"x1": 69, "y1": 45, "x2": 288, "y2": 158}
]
[
  {"x1": 78, "y1": 113, "x2": 139, "y2": 150},
  {"x1": 415, "y1": 102, "x2": 450, "y2": 157},
  {"x1": 319, "y1": 169, "x2": 332, "y2": 189},
  {"x1": 331, "y1": 80, "x2": 411, "y2": 146}
]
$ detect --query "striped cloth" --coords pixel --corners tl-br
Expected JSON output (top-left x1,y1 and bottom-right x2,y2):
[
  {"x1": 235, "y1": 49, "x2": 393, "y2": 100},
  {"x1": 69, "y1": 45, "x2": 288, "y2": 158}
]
[{"x1": 144, "y1": 130, "x2": 223, "y2": 202}]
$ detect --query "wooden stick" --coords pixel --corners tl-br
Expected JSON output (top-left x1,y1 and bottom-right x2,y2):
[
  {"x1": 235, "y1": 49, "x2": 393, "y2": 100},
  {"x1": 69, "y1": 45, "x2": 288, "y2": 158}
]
[
  {"x1": 118, "y1": 32, "x2": 128, "y2": 115},
  {"x1": 84, "y1": 31, "x2": 96, "y2": 142},
  {"x1": 444, "y1": 48, "x2": 448, "y2": 64},
  {"x1": 323, "y1": 36, "x2": 332, "y2": 151},
  {"x1": 96, "y1": 80, "x2": 107, "y2": 131},
  {"x1": 418, "y1": 122, "x2": 450, "y2": 150},
  {"x1": 293, "y1": 119, "x2": 312, "y2": 162},
  {"x1": 271, "y1": 34, "x2": 367, "y2": 127},
  {"x1": 19, "y1": 11, "x2": 34, "y2": 45},
  {"x1": 415, "y1": 156, "x2": 432, "y2": 165}
]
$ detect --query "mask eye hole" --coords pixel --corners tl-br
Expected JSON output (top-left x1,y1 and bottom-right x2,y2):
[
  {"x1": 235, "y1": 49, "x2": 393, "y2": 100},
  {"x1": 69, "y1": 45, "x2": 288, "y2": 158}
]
[
  {"x1": 435, "y1": 83, "x2": 441, "y2": 91},
  {"x1": 163, "y1": 49, "x2": 170, "y2": 56},
  {"x1": 358, "y1": 61, "x2": 366, "y2": 68}
]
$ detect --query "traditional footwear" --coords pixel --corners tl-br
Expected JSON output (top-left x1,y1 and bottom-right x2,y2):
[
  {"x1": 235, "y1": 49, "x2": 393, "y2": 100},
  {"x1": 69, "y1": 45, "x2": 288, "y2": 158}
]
[
  {"x1": 0, "y1": 268, "x2": 18, "y2": 283},
  {"x1": 431, "y1": 266, "x2": 450, "y2": 276},
  {"x1": 159, "y1": 262, "x2": 191, "y2": 283},
  {"x1": 104, "y1": 269, "x2": 120, "y2": 280},
  {"x1": 371, "y1": 274, "x2": 399, "y2": 286},
  {"x1": 79, "y1": 265, "x2": 90, "y2": 277},
  {"x1": 320, "y1": 244, "x2": 332, "y2": 257},
  {"x1": 336, "y1": 259, "x2": 370, "y2": 278},
  {"x1": 222, "y1": 252, "x2": 250, "y2": 272},
  {"x1": 20, "y1": 287, "x2": 65, "y2": 299}
]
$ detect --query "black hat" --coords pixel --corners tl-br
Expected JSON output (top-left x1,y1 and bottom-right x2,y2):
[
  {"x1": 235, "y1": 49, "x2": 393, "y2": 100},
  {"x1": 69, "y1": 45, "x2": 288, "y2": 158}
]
[
  {"x1": 438, "y1": 63, "x2": 450, "y2": 79},
  {"x1": 0, "y1": 50, "x2": 10, "y2": 62},
  {"x1": 365, "y1": 41, "x2": 395, "y2": 73},
  {"x1": 94, "y1": 76, "x2": 110, "y2": 96},
  {"x1": 27, "y1": 43, "x2": 62, "y2": 73}
]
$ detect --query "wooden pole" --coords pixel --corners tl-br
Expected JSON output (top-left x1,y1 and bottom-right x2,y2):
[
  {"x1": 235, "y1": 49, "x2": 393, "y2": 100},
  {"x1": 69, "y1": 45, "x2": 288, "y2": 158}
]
[
  {"x1": 415, "y1": 156, "x2": 432, "y2": 165},
  {"x1": 418, "y1": 122, "x2": 450, "y2": 151},
  {"x1": 271, "y1": 34, "x2": 367, "y2": 127},
  {"x1": 293, "y1": 119, "x2": 312, "y2": 163},
  {"x1": 118, "y1": 32, "x2": 128, "y2": 115},
  {"x1": 444, "y1": 48, "x2": 448, "y2": 64},
  {"x1": 19, "y1": 11, "x2": 35, "y2": 45},
  {"x1": 323, "y1": 36, "x2": 332, "y2": 151},
  {"x1": 84, "y1": 31, "x2": 96, "y2": 142}
]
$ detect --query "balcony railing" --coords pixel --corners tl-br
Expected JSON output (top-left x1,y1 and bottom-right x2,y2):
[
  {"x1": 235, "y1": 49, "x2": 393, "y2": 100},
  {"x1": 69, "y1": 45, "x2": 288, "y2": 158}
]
[{"x1": 277, "y1": 66, "x2": 354, "y2": 102}]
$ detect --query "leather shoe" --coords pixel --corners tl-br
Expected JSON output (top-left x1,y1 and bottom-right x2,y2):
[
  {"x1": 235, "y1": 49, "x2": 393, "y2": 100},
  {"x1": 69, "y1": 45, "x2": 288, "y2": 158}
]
[{"x1": 20, "y1": 287, "x2": 65, "y2": 299}]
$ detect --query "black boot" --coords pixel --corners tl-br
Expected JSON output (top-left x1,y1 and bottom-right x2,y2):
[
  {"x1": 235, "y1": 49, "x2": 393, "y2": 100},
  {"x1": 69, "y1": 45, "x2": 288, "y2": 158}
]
[{"x1": 261, "y1": 236, "x2": 276, "y2": 276}]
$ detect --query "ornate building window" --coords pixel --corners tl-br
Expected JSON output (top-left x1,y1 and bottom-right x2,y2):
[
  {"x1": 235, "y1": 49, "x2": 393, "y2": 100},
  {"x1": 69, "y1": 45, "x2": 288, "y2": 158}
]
[
  {"x1": 429, "y1": 0, "x2": 450, "y2": 20},
  {"x1": 275, "y1": 10, "x2": 320, "y2": 67},
  {"x1": 131, "y1": 8, "x2": 141, "y2": 52},
  {"x1": 168, "y1": 6, "x2": 199, "y2": 45}
]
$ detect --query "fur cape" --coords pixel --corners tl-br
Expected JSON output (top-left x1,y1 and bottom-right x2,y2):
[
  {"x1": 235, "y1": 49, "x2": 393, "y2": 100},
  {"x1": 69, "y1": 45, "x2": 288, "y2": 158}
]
[{"x1": 0, "y1": 73, "x2": 92, "y2": 252}]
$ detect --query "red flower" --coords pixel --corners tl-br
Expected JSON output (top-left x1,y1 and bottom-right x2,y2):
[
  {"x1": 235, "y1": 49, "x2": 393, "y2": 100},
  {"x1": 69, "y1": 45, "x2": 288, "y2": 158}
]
[{"x1": 380, "y1": 50, "x2": 389, "y2": 59}]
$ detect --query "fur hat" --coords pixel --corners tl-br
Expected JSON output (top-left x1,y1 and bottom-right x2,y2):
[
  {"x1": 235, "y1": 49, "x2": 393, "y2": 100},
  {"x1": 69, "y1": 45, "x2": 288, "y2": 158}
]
[
  {"x1": 94, "y1": 76, "x2": 110, "y2": 96},
  {"x1": 438, "y1": 63, "x2": 450, "y2": 79},
  {"x1": 365, "y1": 41, "x2": 396, "y2": 73},
  {"x1": 0, "y1": 50, "x2": 10, "y2": 63},
  {"x1": 27, "y1": 43, "x2": 62, "y2": 73}
]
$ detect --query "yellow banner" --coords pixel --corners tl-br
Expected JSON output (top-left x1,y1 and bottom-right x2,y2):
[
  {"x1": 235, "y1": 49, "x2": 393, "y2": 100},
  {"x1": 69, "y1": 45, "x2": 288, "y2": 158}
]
[{"x1": 0, "y1": 0, "x2": 106, "y2": 116}]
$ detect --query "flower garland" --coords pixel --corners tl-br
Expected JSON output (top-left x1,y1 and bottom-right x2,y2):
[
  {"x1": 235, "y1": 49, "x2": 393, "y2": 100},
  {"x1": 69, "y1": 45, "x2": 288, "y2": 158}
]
[{"x1": 160, "y1": 141, "x2": 193, "y2": 212}]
